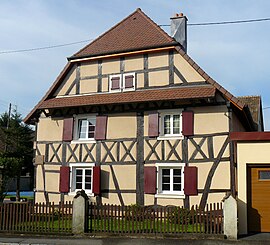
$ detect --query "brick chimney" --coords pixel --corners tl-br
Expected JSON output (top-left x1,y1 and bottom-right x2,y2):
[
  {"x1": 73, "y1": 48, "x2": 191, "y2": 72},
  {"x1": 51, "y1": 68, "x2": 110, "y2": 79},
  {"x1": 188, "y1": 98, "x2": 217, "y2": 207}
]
[{"x1": 171, "y1": 13, "x2": 188, "y2": 52}]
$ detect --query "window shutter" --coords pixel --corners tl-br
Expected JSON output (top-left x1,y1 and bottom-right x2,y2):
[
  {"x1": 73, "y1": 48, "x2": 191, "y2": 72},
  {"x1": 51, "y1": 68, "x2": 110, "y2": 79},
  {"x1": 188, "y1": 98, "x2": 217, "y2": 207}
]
[
  {"x1": 184, "y1": 166, "x2": 198, "y2": 196},
  {"x1": 182, "y1": 111, "x2": 194, "y2": 136},
  {"x1": 95, "y1": 115, "x2": 108, "y2": 140},
  {"x1": 59, "y1": 166, "x2": 70, "y2": 193},
  {"x1": 63, "y1": 118, "x2": 74, "y2": 142},
  {"x1": 148, "y1": 112, "x2": 159, "y2": 137},
  {"x1": 144, "y1": 166, "x2": 156, "y2": 194},
  {"x1": 111, "y1": 77, "x2": 120, "y2": 90},
  {"x1": 124, "y1": 75, "x2": 134, "y2": 88},
  {"x1": 93, "y1": 166, "x2": 101, "y2": 195}
]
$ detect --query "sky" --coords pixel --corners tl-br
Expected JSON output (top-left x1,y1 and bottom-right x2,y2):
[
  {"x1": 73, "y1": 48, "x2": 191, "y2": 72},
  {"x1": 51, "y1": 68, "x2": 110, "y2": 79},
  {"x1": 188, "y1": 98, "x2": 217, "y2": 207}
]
[{"x1": 1, "y1": 0, "x2": 270, "y2": 129}]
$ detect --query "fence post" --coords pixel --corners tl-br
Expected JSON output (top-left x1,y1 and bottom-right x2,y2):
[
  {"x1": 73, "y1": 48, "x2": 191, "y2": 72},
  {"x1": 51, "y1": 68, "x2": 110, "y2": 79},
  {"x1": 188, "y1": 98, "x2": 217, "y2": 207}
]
[
  {"x1": 72, "y1": 190, "x2": 89, "y2": 234},
  {"x1": 223, "y1": 195, "x2": 237, "y2": 240}
]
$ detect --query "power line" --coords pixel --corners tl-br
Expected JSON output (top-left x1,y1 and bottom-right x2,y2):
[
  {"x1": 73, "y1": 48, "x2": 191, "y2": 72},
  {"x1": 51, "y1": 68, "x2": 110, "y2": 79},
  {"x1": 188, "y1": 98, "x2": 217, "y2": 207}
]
[
  {"x1": 160, "y1": 17, "x2": 270, "y2": 27},
  {"x1": 0, "y1": 39, "x2": 93, "y2": 55},
  {"x1": 1, "y1": 16, "x2": 270, "y2": 55}
]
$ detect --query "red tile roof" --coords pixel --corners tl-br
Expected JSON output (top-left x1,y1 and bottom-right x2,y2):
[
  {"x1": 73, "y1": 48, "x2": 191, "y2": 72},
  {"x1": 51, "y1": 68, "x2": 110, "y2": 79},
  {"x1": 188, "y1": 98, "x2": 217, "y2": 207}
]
[
  {"x1": 70, "y1": 8, "x2": 177, "y2": 59},
  {"x1": 38, "y1": 86, "x2": 216, "y2": 109}
]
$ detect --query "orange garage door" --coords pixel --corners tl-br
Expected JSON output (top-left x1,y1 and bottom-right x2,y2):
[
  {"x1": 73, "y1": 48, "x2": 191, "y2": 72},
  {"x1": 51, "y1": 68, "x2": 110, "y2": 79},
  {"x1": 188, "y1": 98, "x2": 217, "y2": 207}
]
[{"x1": 248, "y1": 166, "x2": 270, "y2": 232}]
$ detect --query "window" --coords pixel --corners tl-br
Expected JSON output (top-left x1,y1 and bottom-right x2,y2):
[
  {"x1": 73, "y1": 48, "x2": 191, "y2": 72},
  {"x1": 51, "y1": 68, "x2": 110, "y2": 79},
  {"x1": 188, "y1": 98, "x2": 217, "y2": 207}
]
[
  {"x1": 109, "y1": 73, "x2": 135, "y2": 92},
  {"x1": 70, "y1": 163, "x2": 94, "y2": 194},
  {"x1": 156, "y1": 163, "x2": 185, "y2": 198},
  {"x1": 159, "y1": 110, "x2": 182, "y2": 138},
  {"x1": 74, "y1": 115, "x2": 96, "y2": 141}
]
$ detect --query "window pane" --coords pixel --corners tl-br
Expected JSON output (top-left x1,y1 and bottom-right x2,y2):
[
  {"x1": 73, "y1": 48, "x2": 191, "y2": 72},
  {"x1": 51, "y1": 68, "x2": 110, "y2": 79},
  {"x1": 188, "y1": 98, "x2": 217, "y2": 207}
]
[
  {"x1": 88, "y1": 119, "x2": 95, "y2": 139},
  {"x1": 85, "y1": 183, "x2": 91, "y2": 190},
  {"x1": 76, "y1": 176, "x2": 82, "y2": 182},
  {"x1": 76, "y1": 169, "x2": 82, "y2": 175},
  {"x1": 78, "y1": 119, "x2": 87, "y2": 138},
  {"x1": 173, "y1": 169, "x2": 181, "y2": 175},
  {"x1": 162, "y1": 183, "x2": 170, "y2": 191},
  {"x1": 164, "y1": 115, "x2": 171, "y2": 134},
  {"x1": 85, "y1": 169, "x2": 92, "y2": 176},
  {"x1": 76, "y1": 183, "x2": 82, "y2": 189},
  {"x1": 173, "y1": 115, "x2": 180, "y2": 134},
  {"x1": 173, "y1": 184, "x2": 181, "y2": 191},
  {"x1": 259, "y1": 171, "x2": 270, "y2": 180}
]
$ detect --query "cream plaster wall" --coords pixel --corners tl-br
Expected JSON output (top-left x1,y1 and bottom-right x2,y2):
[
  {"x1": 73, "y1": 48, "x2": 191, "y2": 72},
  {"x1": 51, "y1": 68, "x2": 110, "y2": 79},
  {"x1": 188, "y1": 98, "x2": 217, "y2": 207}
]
[
  {"x1": 80, "y1": 61, "x2": 98, "y2": 77},
  {"x1": 148, "y1": 52, "x2": 168, "y2": 69},
  {"x1": 80, "y1": 79, "x2": 98, "y2": 94},
  {"x1": 125, "y1": 55, "x2": 143, "y2": 72},
  {"x1": 192, "y1": 106, "x2": 229, "y2": 134},
  {"x1": 174, "y1": 52, "x2": 205, "y2": 83},
  {"x1": 102, "y1": 59, "x2": 120, "y2": 74},
  {"x1": 149, "y1": 70, "x2": 169, "y2": 87},
  {"x1": 37, "y1": 117, "x2": 63, "y2": 141},
  {"x1": 54, "y1": 66, "x2": 76, "y2": 97},
  {"x1": 237, "y1": 142, "x2": 270, "y2": 235},
  {"x1": 106, "y1": 113, "x2": 137, "y2": 139}
]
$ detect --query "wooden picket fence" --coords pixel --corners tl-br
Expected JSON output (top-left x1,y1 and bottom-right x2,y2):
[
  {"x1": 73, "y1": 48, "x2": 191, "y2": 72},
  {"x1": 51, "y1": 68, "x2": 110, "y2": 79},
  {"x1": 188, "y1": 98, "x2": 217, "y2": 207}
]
[
  {"x1": 88, "y1": 202, "x2": 223, "y2": 235},
  {"x1": 0, "y1": 202, "x2": 72, "y2": 233}
]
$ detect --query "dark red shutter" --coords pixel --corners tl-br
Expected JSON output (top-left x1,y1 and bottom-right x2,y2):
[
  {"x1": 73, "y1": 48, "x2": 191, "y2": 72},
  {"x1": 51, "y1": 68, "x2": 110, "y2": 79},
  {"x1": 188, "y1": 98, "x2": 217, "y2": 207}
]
[
  {"x1": 93, "y1": 166, "x2": 101, "y2": 195},
  {"x1": 59, "y1": 166, "x2": 70, "y2": 193},
  {"x1": 144, "y1": 166, "x2": 156, "y2": 194},
  {"x1": 182, "y1": 111, "x2": 194, "y2": 136},
  {"x1": 125, "y1": 75, "x2": 134, "y2": 88},
  {"x1": 63, "y1": 118, "x2": 74, "y2": 142},
  {"x1": 184, "y1": 166, "x2": 198, "y2": 196},
  {"x1": 111, "y1": 77, "x2": 120, "y2": 90},
  {"x1": 148, "y1": 112, "x2": 159, "y2": 137},
  {"x1": 95, "y1": 115, "x2": 108, "y2": 140}
]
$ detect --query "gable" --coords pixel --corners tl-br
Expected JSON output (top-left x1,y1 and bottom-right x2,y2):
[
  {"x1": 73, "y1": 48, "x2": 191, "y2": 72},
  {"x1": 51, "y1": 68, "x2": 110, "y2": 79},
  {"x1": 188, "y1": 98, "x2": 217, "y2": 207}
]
[{"x1": 24, "y1": 9, "x2": 255, "y2": 131}]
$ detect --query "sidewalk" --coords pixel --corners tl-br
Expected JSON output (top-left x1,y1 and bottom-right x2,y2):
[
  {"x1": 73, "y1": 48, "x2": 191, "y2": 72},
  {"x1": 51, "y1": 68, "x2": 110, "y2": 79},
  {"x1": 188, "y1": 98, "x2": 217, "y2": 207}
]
[{"x1": 0, "y1": 234, "x2": 270, "y2": 245}]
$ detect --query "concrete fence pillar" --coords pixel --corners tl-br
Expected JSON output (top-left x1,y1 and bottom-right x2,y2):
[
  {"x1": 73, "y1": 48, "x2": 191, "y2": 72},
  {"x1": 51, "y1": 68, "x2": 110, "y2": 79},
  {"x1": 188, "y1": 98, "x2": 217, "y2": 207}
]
[
  {"x1": 223, "y1": 195, "x2": 237, "y2": 240},
  {"x1": 72, "y1": 190, "x2": 89, "y2": 234}
]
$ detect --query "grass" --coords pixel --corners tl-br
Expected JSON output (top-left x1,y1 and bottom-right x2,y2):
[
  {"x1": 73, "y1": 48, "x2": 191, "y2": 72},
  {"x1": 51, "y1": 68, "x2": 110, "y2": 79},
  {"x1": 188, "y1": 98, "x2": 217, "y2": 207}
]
[{"x1": 88, "y1": 218, "x2": 206, "y2": 233}]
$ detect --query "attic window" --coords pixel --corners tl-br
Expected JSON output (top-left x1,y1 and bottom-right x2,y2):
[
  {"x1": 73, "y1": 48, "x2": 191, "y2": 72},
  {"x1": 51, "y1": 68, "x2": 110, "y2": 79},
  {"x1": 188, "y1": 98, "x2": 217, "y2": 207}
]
[{"x1": 109, "y1": 73, "x2": 135, "y2": 92}]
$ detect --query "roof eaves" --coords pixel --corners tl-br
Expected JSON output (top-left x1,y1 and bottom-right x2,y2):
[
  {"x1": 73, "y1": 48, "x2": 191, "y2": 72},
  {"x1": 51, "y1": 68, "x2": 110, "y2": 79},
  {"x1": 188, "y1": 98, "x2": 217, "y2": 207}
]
[{"x1": 68, "y1": 42, "x2": 179, "y2": 61}]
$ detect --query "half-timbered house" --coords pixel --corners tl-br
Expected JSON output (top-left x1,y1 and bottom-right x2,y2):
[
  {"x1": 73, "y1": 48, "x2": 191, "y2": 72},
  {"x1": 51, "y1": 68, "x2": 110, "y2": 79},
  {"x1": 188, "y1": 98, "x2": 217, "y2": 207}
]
[{"x1": 24, "y1": 9, "x2": 263, "y2": 212}]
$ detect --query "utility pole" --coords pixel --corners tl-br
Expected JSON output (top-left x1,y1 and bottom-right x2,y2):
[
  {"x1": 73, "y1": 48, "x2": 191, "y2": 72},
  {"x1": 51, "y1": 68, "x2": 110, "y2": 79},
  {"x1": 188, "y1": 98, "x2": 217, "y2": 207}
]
[
  {"x1": 4, "y1": 103, "x2": 12, "y2": 152},
  {"x1": 6, "y1": 103, "x2": 12, "y2": 130}
]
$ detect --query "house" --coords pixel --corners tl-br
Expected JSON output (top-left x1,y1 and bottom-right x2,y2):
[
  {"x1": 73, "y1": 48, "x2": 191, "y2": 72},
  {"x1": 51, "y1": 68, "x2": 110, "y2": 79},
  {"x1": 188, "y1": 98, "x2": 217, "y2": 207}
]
[{"x1": 25, "y1": 9, "x2": 264, "y2": 234}]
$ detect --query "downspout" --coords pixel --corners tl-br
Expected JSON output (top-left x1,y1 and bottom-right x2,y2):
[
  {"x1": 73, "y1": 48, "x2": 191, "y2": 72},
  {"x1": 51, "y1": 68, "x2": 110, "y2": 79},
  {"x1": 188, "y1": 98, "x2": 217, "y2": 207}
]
[{"x1": 227, "y1": 102, "x2": 236, "y2": 198}]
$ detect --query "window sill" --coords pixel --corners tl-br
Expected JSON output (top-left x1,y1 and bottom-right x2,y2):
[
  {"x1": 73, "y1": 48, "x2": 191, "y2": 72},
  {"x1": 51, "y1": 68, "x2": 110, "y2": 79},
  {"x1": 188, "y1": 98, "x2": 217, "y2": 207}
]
[
  {"x1": 155, "y1": 193, "x2": 185, "y2": 199},
  {"x1": 157, "y1": 135, "x2": 183, "y2": 140},
  {"x1": 68, "y1": 192, "x2": 94, "y2": 197},
  {"x1": 71, "y1": 139, "x2": 96, "y2": 144}
]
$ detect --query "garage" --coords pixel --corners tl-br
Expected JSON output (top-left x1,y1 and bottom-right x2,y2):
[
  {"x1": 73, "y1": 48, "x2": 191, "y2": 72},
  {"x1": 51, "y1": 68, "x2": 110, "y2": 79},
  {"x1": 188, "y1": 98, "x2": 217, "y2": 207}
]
[{"x1": 247, "y1": 166, "x2": 270, "y2": 232}]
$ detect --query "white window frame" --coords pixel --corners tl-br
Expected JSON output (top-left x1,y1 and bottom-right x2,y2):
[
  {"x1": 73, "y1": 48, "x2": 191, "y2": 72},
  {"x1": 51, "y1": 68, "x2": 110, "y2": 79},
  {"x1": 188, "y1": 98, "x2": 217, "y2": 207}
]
[
  {"x1": 158, "y1": 109, "x2": 183, "y2": 140},
  {"x1": 109, "y1": 74, "x2": 122, "y2": 93},
  {"x1": 72, "y1": 114, "x2": 96, "y2": 143},
  {"x1": 109, "y1": 73, "x2": 135, "y2": 92},
  {"x1": 123, "y1": 72, "x2": 135, "y2": 92},
  {"x1": 69, "y1": 163, "x2": 95, "y2": 196},
  {"x1": 155, "y1": 163, "x2": 185, "y2": 199}
]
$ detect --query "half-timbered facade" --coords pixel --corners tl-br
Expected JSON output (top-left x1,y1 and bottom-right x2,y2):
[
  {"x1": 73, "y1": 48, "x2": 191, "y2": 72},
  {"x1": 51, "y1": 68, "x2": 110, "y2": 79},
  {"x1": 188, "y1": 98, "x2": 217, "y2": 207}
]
[{"x1": 25, "y1": 9, "x2": 262, "y2": 210}]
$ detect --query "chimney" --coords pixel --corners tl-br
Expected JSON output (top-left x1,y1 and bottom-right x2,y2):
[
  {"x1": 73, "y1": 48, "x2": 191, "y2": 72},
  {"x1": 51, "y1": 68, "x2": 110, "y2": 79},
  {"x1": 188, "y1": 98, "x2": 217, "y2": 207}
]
[{"x1": 171, "y1": 13, "x2": 188, "y2": 52}]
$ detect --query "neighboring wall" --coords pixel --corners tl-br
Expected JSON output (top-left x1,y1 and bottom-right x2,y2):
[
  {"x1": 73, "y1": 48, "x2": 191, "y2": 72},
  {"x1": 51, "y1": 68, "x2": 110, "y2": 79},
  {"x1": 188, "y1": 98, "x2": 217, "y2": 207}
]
[{"x1": 237, "y1": 142, "x2": 270, "y2": 235}]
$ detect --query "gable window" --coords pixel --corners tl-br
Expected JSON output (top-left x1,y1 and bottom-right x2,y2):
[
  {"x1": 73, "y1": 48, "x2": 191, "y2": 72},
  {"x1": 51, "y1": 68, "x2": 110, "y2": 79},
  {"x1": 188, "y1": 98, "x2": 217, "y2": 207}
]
[
  {"x1": 109, "y1": 73, "x2": 135, "y2": 92},
  {"x1": 70, "y1": 163, "x2": 94, "y2": 195},
  {"x1": 156, "y1": 163, "x2": 185, "y2": 198},
  {"x1": 159, "y1": 110, "x2": 182, "y2": 138},
  {"x1": 74, "y1": 115, "x2": 96, "y2": 141}
]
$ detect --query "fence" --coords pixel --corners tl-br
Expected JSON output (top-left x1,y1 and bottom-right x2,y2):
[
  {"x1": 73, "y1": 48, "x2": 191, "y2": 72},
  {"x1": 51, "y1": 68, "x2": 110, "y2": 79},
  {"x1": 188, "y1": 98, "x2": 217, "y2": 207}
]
[
  {"x1": 87, "y1": 202, "x2": 223, "y2": 235},
  {"x1": 0, "y1": 202, "x2": 72, "y2": 234}
]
